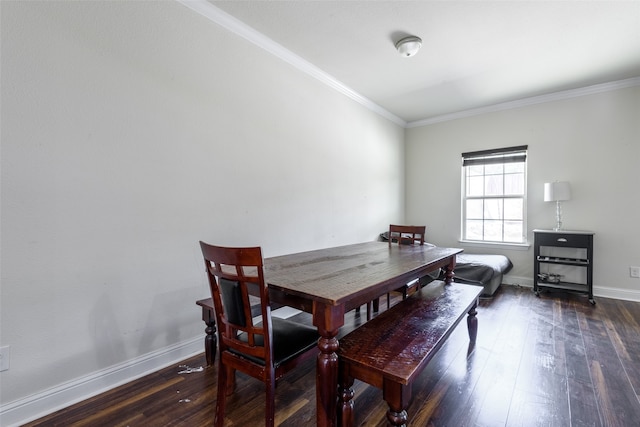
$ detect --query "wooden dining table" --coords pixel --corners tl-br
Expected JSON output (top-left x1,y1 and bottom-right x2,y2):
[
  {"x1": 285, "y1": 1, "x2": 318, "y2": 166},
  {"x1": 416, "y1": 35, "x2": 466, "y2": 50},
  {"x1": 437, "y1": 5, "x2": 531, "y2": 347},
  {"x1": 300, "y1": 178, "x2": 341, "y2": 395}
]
[{"x1": 262, "y1": 241, "x2": 463, "y2": 427}]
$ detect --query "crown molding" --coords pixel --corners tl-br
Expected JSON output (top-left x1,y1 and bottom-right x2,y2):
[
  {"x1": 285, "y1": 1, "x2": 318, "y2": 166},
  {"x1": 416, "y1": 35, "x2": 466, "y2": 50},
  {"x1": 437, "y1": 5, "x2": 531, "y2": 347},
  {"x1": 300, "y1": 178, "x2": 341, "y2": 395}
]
[
  {"x1": 407, "y1": 77, "x2": 640, "y2": 128},
  {"x1": 177, "y1": 0, "x2": 407, "y2": 127},
  {"x1": 178, "y1": 1, "x2": 639, "y2": 130}
]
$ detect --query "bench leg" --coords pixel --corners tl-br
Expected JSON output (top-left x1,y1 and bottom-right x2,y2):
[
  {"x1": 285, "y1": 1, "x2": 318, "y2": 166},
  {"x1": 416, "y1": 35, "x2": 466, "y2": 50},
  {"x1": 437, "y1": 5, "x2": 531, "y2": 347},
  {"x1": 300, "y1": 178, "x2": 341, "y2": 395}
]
[
  {"x1": 386, "y1": 408, "x2": 408, "y2": 427},
  {"x1": 466, "y1": 300, "x2": 478, "y2": 356},
  {"x1": 383, "y1": 380, "x2": 411, "y2": 427}
]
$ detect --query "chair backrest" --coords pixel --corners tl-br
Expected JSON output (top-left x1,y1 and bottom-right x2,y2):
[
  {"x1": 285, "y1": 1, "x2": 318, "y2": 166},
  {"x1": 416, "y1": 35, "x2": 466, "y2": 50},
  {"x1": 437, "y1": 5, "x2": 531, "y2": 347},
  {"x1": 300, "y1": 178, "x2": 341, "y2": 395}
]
[
  {"x1": 389, "y1": 224, "x2": 426, "y2": 246},
  {"x1": 199, "y1": 242, "x2": 273, "y2": 365}
]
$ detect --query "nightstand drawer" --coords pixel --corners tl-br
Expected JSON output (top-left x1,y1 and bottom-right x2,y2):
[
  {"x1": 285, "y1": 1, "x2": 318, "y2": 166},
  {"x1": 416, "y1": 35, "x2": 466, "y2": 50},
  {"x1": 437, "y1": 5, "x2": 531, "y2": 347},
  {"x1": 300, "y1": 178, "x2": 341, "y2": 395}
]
[{"x1": 535, "y1": 232, "x2": 591, "y2": 248}]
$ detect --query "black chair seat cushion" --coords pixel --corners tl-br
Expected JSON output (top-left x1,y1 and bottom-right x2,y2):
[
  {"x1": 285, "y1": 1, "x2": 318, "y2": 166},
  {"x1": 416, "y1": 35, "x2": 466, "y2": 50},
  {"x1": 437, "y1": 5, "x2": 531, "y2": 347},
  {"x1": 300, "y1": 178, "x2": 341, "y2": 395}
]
[{"x1": 233, "y1": 317, "x2": 318, "y2": 367}]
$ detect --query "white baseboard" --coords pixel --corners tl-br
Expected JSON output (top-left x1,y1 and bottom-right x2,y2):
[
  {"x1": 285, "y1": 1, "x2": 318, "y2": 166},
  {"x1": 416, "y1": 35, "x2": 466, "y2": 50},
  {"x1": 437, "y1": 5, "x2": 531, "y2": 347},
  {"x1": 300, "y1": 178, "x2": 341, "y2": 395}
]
[
  {"x1": 502, "y1": 274, "x2": 534, "y2": 287},
  {"x1": 1, "y1": 305, "x2": 302, "y2": 426},
  {"x1": 0, "y1": 337, "x2": 204, "y2": 427},
  {"x1": 592, "y1": 286, "x2": 640, "y2": 302},
  {"x1": 501, "y1": 275, "x2": 640, "y2": 302}
]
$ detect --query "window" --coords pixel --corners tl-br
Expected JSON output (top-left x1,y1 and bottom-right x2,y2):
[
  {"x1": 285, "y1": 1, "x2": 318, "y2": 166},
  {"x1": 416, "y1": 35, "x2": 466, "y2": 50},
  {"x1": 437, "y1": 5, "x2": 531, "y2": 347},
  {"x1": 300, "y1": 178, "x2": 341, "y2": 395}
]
[{"x1": 461, "y1": 146, "x2": 527, "y2": 244}]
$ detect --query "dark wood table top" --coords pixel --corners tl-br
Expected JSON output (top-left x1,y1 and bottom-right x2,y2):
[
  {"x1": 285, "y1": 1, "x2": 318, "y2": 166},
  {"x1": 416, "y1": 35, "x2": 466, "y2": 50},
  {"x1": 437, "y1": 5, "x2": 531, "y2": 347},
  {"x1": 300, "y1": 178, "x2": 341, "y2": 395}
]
[{"x1": 264, "y1": 241, "x2": 463, "y2": 311}]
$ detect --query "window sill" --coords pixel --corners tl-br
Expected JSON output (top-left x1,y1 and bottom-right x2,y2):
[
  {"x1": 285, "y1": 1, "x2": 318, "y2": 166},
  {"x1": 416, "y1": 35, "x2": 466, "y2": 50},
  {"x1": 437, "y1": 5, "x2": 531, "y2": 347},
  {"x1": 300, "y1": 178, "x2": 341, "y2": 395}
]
[{"x1": 458, "y1": 240, "x2": 530, "y2": 251}]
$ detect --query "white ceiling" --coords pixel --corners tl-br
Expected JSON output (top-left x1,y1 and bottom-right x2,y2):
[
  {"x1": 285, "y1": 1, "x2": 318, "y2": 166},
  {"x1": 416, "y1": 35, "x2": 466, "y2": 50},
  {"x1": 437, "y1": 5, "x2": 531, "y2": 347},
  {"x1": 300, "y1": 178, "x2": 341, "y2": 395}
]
[{"x1": 201, "y1": 1, "x2": 640, "y2": 125}]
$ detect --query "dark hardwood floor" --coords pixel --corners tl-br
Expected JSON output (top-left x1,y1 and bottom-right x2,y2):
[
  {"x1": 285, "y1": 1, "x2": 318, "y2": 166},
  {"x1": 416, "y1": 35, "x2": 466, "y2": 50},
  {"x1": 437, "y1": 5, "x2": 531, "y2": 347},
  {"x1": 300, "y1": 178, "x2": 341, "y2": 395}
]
[{"x1": 24, "y1": 285, "x2": 640, "y2": 426}]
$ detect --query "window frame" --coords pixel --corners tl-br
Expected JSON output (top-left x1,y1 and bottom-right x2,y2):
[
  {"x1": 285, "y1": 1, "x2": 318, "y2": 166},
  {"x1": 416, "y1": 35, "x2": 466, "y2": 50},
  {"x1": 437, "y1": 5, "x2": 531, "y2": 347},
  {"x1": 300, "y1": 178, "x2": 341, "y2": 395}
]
[{"x1": 461, "y1": 145, "x2": 528, "y2": 246}]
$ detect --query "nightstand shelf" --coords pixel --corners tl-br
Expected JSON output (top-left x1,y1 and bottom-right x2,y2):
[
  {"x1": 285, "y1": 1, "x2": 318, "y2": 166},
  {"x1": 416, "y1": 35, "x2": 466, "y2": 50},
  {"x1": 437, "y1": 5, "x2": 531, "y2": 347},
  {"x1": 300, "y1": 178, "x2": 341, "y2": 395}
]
[
  {"x1": 536, "y1": 256, "x2": 590, "y2": 266},
  {"x1": 533, "y1": 229, "x2": 595, "y2": 305}
]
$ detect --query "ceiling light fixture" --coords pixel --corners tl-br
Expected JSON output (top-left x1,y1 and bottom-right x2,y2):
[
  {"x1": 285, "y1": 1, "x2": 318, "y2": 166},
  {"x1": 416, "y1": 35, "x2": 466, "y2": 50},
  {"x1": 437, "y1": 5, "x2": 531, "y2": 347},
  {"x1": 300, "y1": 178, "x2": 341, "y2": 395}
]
[{"x1": 395, "y1": 36, "x2": 422, "y2": 57}]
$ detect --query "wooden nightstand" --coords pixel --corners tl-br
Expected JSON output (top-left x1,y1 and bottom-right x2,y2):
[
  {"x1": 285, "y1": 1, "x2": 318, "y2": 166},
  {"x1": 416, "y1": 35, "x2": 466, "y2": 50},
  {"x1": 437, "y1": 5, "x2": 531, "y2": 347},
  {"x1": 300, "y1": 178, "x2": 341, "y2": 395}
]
[{"x1": 533, "y1": 229, "x2": 595, "y2": 305}]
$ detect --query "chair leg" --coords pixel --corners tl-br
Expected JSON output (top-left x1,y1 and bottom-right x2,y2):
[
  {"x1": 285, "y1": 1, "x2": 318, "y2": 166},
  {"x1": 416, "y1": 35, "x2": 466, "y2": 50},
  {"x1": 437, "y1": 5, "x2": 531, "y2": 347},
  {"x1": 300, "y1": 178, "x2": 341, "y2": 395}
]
[
  {"x1": 225, "y1": 366, "x2": 235, "y2": 395},
  {"x1": 265, "y1": 372, "x2": 276, "y2": 427},
  {"x1": 215, "y1": 361, "x2": 228, "y2": 427}
]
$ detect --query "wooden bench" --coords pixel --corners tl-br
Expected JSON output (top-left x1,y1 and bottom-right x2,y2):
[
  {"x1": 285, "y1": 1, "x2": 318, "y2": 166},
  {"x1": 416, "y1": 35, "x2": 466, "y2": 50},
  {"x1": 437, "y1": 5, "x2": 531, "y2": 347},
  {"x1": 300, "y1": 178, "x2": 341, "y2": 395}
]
[{"x1": 337, "y1": 281, "x2": 482, "y2": 426}]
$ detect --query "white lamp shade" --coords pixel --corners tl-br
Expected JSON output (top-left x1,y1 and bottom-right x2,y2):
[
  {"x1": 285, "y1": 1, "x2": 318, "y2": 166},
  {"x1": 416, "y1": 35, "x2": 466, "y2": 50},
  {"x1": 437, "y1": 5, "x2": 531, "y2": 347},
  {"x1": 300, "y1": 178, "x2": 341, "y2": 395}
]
[{"x1": 544, "y1": 181, "x2": 571, "y2": 202}]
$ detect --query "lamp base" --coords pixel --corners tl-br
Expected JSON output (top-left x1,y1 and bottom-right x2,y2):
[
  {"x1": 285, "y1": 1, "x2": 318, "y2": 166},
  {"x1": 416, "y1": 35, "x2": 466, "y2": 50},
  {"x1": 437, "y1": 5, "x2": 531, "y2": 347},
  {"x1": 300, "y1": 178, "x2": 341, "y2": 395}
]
[{"x1": 554, "y1": 200, "x2": 563, "y2": 231}]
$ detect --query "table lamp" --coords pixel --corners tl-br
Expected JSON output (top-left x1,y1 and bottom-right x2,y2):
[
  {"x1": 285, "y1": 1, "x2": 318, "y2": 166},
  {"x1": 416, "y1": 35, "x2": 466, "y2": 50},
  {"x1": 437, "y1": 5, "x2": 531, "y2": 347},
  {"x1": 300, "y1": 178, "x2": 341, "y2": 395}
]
[{"x1": 544, "y1": 181, "x2": 571, "y2": 231}]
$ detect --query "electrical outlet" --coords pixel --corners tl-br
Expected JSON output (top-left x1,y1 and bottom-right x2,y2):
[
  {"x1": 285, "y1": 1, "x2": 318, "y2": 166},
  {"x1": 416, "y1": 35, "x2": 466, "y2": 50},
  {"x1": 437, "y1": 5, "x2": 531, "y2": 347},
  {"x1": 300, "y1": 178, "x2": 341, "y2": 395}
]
[
  {"x1": 631, "y1": 267, "x2": 640, "y2": 279},
  {"x1": 0, "y1": 346, "x2": 10, "y2": 372}
]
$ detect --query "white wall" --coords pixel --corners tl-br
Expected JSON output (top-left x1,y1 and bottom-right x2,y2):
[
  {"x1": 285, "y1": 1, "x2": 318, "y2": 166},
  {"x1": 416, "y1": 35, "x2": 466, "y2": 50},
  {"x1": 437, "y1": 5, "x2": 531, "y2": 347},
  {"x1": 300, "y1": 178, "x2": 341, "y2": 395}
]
[
  {"x1": 0, "y1": 0, "x2": 404, "y2": 414},
  {"x1": 406, "y1": 86, "x2": 640, "y2": 299}
]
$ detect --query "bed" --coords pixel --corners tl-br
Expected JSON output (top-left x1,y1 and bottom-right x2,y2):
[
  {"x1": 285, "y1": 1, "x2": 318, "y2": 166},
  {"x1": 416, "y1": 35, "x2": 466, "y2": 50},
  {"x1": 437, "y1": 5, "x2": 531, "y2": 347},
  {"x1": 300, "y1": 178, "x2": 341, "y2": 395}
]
[
  {"x1": 380, "y1": 232, "x2": 513, "y2": 296},
  {"x1": 444, "y1": 253, "x2": 513, "y2": 296}
]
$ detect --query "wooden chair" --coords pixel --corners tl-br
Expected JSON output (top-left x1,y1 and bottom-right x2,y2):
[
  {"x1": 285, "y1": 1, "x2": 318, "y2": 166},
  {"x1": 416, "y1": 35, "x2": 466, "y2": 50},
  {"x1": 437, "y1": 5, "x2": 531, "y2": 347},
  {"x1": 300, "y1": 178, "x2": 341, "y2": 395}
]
[
  {"x1": 199, "y1": 242, "x2": 319, "y2": 427},
  {"x1": 365, "y1": 225, "x2": 428, "y2": 317},
  {"x1": 389, "y1": 224, "x2": 426, "y2": 247},
  {"x1": 385, "y1": 224, "x2": 426, "y2": 307}
]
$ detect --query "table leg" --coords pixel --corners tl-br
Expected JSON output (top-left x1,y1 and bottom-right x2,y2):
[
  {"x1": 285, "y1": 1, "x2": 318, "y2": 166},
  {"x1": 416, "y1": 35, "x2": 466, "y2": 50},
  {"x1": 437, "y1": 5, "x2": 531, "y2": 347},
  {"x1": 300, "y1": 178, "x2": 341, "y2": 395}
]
[
  {"x1": 200, "y1": 305, "x2": 217, "y2": 366},
  {"x1": 314, "y1": 303, "x2": 344, "y2": 427},
  {"x1": 444, "y1": 256, "x2": 457, "y2": 285},
  {"x1": 338, "y1": 369, "x2": 355, "y2": 427}
]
